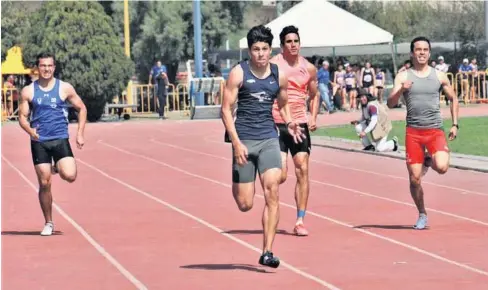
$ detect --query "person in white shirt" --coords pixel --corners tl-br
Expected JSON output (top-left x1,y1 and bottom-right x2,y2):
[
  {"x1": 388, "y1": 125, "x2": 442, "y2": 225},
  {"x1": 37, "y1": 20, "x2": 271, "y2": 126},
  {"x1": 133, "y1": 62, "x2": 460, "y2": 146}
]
[{"x1": 435, "y1": 56, "x2": 449, "y2": 73}]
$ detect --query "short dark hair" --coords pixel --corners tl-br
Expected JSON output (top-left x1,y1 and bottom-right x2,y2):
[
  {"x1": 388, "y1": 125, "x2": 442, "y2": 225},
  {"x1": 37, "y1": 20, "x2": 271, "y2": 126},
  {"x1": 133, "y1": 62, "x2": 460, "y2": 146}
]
[
  {"x1": 247, "y1": 25, "x2": 273, "y2": 49},
  {"x1": 279, "y1": 25, "x2": 300, "y2": 46},
  {"x1": 410, "y1": 36, "x2": 431, "y2": 53},
  {"x1": 36, "y1": 52, "x2": 56, "y2": 66}
]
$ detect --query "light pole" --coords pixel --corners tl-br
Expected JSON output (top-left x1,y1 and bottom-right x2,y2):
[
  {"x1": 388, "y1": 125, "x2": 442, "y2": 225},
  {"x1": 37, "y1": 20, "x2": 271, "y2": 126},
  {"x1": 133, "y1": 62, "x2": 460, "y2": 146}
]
[
  {"x1": 123, "y1": 0, "x2": 133, "y2": 111},
  {"x1": 193, "y1": 0, "x2": 204, "y2": 106}
]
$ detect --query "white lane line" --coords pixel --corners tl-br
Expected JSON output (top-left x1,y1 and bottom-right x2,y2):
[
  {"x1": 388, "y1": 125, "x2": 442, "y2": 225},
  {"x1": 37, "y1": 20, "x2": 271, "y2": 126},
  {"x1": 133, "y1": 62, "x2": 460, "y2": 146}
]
[{"x1": 2, "y1": 155, "x2": 148, "y2": 290}]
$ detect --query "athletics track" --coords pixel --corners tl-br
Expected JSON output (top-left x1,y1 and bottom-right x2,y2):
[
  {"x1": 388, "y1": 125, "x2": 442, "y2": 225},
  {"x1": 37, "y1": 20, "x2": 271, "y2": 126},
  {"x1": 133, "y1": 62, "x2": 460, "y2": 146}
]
[{"x1": 2, "y1": 106, "x2": 488, "y2": 289}]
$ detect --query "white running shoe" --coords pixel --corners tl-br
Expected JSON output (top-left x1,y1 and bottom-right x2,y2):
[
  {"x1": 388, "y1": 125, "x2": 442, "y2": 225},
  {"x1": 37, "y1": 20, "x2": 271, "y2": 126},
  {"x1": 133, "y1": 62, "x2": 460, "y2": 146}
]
[{"x1": 41, "y1": 222, "x2": 54, "y2": 236}]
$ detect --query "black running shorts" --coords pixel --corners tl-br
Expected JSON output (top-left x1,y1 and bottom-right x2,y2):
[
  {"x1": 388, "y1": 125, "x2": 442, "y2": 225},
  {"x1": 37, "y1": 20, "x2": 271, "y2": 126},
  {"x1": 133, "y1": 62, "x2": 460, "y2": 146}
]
[
  {"x1": 277, "y1": 123, "x2": 311, "y2": 156},
  {"x1": 31, "y1": 138, "x2": 74, "y2": 165}
]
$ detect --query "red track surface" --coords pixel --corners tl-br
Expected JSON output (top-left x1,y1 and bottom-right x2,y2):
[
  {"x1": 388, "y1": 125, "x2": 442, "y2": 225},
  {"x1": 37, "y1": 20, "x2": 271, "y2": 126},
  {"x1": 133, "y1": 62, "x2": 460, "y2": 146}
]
[{"x1": 2, "y1": 117, "x2": 488, "y2": 289}]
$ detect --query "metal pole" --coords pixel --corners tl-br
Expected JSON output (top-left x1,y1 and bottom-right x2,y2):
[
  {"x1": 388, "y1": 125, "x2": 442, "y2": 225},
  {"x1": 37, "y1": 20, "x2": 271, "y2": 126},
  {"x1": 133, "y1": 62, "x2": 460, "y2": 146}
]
[
  {"x1": 123, "y1": 0, "x2": 133, "y2": 111},
  {"x1": 485, "y1": 0, "x2": 488, "y2": 66},
  {"x1": 124, "y1": 0, "x2": 130, "y2": 57},
  {"x1": 390, "y1": 42, "x2": 398, "y2": 75},
  {"x1": 193, "y1": 0, "x2": 204, "y2": 106},
  {"x1": 276, "y1": 0, "x2": 283, "y2": 17}
]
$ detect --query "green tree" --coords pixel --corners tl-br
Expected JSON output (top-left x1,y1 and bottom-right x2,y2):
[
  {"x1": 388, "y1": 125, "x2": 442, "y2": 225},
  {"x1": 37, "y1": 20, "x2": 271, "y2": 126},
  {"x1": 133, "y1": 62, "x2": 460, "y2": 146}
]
[
  {"x1": 22, "y1": 1, "x2": 134, "y2": 122},
  {"x1": 124, "y1": 1, "x2": 233, "y2": 83},
  {"x1": 1, "y1": 1, "x2": 32, "y2": 61}
]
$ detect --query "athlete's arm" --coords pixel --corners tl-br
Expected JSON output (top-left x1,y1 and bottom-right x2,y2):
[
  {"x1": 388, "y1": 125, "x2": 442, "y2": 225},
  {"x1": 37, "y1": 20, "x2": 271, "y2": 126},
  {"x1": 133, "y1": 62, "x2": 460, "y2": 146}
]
[
  {"x1": 387, "y1": 70, "x2": 408, "y2": 108},
  {"x1": 306, "y1": 62, "x2": 319, "y2": 127},
  {"x1": 437, "y1": 70, "x2": 459, "y2": 127},
  {"x1": 18, "y1": 85, "x2": 38, "y2": 140},
  {"x1": 64, "y1": 82, "x2": 87, "y2": 147},
  {"x1": 276, "y1": 69, "x2": 293, "y2": 124},
  {"x1": 221, "y1": 65, "x2": 243, "y2": 145}
]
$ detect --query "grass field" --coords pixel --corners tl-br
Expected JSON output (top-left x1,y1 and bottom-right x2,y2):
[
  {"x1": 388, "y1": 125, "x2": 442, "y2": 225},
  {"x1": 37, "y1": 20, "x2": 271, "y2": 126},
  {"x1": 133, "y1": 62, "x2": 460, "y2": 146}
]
[{"x1": 312, "y1": 116, "x2": 488, "y2": 157}]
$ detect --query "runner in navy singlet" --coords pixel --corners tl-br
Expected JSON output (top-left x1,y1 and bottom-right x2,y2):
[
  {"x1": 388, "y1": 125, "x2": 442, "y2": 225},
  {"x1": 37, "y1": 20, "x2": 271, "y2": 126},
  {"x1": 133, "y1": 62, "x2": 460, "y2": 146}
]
[
  {"x1": 18, "y1": 52, "x2": 87, "y2": 236},
  {"x1": 221, "y1": 25, "x2": 304, "y2": 268}
]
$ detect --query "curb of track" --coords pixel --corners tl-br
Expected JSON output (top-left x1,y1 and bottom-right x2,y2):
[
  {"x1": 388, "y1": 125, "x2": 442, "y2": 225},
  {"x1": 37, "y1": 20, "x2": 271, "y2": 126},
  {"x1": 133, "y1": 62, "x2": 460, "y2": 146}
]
[{"x1": 311, "y1": 136, "x2": 488, "y2": 174}]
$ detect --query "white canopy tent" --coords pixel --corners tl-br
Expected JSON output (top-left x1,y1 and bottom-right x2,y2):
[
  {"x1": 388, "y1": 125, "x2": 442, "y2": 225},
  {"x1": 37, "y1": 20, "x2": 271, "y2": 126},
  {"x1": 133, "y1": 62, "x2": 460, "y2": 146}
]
[{"x1": 238, "y1": 0, "x2": 397, "y2": 72}]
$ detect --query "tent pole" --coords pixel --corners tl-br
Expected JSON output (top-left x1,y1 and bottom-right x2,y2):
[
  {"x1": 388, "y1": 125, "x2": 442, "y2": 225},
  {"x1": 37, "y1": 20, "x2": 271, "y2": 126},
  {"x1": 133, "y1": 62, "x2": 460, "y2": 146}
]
[{"x1": 390, "y1": 42, "x2": 398, "y2": 75}]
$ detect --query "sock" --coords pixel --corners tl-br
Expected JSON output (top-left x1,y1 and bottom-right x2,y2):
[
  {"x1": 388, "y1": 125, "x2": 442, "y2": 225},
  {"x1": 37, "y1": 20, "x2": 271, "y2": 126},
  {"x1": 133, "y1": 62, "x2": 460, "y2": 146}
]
[{"x1": 297, "y1": 210, "x2": 306, "y2": 220}]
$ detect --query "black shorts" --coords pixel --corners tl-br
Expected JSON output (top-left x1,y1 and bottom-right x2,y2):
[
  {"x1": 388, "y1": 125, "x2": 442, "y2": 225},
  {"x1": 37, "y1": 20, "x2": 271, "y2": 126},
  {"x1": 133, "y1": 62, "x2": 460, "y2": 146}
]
[
  {"x1": 31, "y1": 138, "x2": 74, "y2": 165},
  {"x1": 277, "y1": 123, "x2": 311, "y2": 156}
]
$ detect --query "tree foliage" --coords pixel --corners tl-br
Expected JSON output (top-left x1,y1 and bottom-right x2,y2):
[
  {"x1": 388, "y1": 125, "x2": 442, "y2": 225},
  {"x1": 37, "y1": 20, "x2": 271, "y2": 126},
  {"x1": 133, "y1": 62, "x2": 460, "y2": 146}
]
[
  {"x1": 22, "y1": 1, "x2": 135, "y2": 122},
  {"x1": 110, "y1": 1, "x2": 237, "y2": 83},
  {"x1": 336, "y1": 1, "x2": 486, "y2": 69},
  {"x1": 1, "y1": 1, "x2": 32, "y2": 62}
]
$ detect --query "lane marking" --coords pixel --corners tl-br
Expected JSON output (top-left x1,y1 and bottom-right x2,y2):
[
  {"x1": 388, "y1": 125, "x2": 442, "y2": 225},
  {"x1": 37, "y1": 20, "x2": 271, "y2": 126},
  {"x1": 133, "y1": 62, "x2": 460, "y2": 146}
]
[
  {"x1": 2, "y1": 156, "x2": 148, "y2": 290},
  {"x1": 149, "y1": 139, "x2": 488, "y2": 227},
  {"x1": 77, "y1": 156, "x2": 340, "y2": 290},
  {"x1": 98, "y1": 141, "x2": 488, "y2": 277}
]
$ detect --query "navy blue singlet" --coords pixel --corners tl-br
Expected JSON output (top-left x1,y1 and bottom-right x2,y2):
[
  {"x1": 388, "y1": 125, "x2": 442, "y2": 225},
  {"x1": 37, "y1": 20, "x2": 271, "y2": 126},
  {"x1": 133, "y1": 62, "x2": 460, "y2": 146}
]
[
  {"x1": 234, "y1": 62, "x2": 280, "y2": 140},
  {"x1": 30, "y1": 79, "x2": 69, "y2": 142}
]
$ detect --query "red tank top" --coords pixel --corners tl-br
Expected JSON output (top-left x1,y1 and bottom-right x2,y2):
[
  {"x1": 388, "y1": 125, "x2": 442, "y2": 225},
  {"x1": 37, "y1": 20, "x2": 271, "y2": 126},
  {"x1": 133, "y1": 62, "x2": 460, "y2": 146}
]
[{"x1": 272, "y1": 54, "x2": 311, "y2": 124}]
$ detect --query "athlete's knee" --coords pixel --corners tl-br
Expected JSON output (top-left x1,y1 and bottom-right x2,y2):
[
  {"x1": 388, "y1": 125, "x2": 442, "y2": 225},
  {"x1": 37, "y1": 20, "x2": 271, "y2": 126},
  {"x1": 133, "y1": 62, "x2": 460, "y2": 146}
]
[
  {"x1": 434, "y1": 163, "x2": 449, "y2": 175},
  {"x1": 61, "y1": 171, "x2": 77, "y2": 183},
  {"x1": 232, "y1": 183, "x2": 254, "y2": 212},
  {"x1": 237, "y1": 201, "x2": 253, "y2": 212},
  {"x1": 39, "y1": 177, "x2": 52, "y2": 192},
  {"x1": 264, "y1": 184, "x2": 279, "y2": 207},
  {"x1": 293, "y1": 155, "x2": 309, "y2": 181},
  {"x1": 433, "y1": 151, "x2": 449, "y2": 174},
  {"x1": 409, "y1": 174, "x2": 421, "y2": 188}
]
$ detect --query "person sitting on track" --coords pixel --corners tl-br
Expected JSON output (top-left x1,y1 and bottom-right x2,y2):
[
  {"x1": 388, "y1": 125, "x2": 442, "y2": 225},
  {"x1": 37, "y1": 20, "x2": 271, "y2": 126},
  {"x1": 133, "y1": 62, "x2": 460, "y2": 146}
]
[
  {"x1": 220, "y1": 25, "x2": 304, "y2": 268},
  {"x1": 351, "y1": 89, "x2": 398, "y2": 152}
]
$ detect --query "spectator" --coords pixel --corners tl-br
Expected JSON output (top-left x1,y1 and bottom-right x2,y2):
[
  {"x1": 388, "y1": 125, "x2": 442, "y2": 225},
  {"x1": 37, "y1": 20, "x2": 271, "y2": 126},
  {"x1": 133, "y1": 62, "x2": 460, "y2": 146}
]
[
  {"x1": 148, "y1": 60, "x2": 169, "y2": 119},
  {"x1": 350, "y1": 89, "x2": 398, "y2": 153},
  {"x1": 317, "y1": 61, "x2": 335, "y2": 113},
  {"x1": 458, "y1": 58, "x2": 472, "y2": 101},
  {"x1": 435, "y1": 56, "x2": 449, "y2": 73}
]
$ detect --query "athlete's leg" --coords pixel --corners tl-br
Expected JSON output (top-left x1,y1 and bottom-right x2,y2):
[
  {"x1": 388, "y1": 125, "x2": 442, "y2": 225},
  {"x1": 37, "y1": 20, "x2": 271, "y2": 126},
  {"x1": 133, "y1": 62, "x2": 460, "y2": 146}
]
[
  {"x1": 279, "y1": 152, "x2": 288, "y2": 184},
  {"x1": 35, "y1": 164, "x2": 54, "y2": 224},
  {"x1": 405, "y1": 128, "x2": 428, "y2": 229},
  {"x1": 292, "y1": 152, "x2": 309, "y2": 232},
  {"x1": 31, "y1": 141, "x2": 56, "y2": 236},
  {"x1": 425, "y1": 129, "x2": 450, "y2": 174},
  {"x1": 232, "y1": 163, "x2": 257, "y2": 212},
  {"x1": 289, "y1": 124, "x2": 311, "y2": 235},
  {"x1": 277, "y1": 124, "x2": 290, "y2": 184},
  {"x1": 51, "y1": 139, "x2": 77, "y2": 183},
  {"x1": 232, "y1": 140, "x2": 259, "y2": 211},
  {"x1": 257, "y1": 139, "x2": 282, "y2": 268}
]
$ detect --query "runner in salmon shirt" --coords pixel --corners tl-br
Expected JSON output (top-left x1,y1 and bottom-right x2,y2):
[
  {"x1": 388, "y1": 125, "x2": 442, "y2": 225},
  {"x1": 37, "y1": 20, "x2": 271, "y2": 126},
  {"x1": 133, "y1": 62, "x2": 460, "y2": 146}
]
[{"x1": 271, "y1": 25, "x2": 319, "y2": 236}]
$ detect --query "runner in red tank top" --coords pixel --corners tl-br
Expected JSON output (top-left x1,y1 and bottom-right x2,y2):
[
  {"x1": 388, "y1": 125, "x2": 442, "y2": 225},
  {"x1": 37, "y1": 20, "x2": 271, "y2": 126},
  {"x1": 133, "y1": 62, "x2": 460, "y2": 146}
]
[{"x1": 270, "y1": 25, "x2": 319, "y2": 236}]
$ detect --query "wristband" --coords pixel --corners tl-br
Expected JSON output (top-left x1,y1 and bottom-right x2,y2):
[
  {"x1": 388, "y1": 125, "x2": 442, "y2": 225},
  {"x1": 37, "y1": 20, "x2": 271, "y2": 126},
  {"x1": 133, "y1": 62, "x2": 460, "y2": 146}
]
[{"x1": 452, "y1": 124, "x2": 459, "y2": 129}]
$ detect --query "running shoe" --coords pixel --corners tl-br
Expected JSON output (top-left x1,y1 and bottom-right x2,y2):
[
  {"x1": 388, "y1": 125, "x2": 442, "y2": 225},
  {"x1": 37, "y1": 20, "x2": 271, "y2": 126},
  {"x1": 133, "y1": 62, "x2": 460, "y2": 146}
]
[
  {"x1": 41, "y1": 222, "x2": 54, "y2": 236},
  {"x1": 293, "y1": 223, "x2": 309, "y2": 236},
  {"x1": 413, "y1": 213, "x2": 428, "y2": 230},
  {"x1": 259, "y1": 251, "x2": 280, "y2": 268}
]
